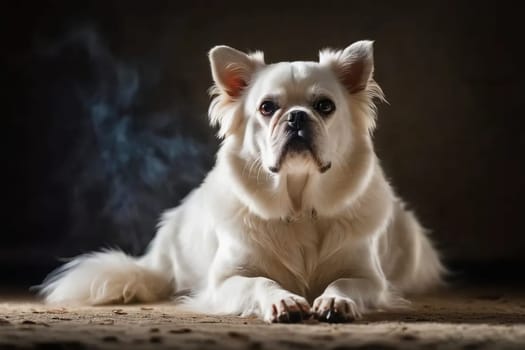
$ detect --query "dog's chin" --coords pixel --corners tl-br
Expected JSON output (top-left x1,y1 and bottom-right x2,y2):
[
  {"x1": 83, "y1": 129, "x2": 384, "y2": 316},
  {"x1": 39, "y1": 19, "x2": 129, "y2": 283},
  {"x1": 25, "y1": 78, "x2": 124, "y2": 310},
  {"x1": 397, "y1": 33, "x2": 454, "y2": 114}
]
[{"x1": 267, "y1": 138, "x2": 331, "y2": 175}]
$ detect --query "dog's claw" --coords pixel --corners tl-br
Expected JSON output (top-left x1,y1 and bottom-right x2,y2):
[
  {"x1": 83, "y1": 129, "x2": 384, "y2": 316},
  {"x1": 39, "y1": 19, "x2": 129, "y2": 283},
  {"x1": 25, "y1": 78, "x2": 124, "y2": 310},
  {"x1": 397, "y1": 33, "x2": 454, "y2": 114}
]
[
  {"x1": 276, "y1": 313, "x2": 287, "y2": 323},
  {"x1": 312, "y1": 296, "x2": 359, "y2": 323},
  {"x1": 318, "y1": 309, "x2": 350, "y2": 323},
  {"x1": 276, "y1": 309, "x2": 304, "y2": 323},
  {"x1": 267, "y1": 296, "x2": 311, "y2": 323}
]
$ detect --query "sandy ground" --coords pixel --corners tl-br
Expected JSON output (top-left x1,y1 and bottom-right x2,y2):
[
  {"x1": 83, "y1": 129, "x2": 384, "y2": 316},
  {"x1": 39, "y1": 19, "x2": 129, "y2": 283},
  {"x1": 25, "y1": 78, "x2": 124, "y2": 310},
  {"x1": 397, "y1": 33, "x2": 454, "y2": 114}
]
[{"x1": 1, "y1": 286, "x2": 524, "y2": 349}]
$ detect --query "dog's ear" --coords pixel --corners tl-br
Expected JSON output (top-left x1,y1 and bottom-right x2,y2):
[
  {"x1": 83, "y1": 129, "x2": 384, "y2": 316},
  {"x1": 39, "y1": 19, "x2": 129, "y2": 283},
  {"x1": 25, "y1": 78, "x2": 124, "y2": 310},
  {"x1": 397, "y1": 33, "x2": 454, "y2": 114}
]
[
  {"x1": 319, "y1": 40, "x2": 374, "y2": 94},
  {"x1": 209, "y1": 46, "x2": 265, "y2": 98}
]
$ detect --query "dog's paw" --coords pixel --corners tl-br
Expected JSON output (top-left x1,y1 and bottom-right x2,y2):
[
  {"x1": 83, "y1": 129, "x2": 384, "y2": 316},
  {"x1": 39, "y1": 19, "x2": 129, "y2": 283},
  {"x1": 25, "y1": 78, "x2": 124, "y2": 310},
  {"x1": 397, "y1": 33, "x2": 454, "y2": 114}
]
[
  {"x1": 312, "y1": 296, "x2": 361, "y2": 323},
  {"x1": 264, "y1": 295, "x2": 312, "y2": 324}
]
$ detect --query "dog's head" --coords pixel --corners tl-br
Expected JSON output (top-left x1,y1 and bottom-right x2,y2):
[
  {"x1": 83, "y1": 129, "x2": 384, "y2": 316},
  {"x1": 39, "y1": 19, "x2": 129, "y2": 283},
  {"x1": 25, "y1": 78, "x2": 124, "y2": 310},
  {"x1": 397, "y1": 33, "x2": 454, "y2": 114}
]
[
  {"x1": 207, "y1": 42, "x2": 384, "y2": 218},
  {"x1": 208, "y1": 41, "x2": 383, "y2": 178}
]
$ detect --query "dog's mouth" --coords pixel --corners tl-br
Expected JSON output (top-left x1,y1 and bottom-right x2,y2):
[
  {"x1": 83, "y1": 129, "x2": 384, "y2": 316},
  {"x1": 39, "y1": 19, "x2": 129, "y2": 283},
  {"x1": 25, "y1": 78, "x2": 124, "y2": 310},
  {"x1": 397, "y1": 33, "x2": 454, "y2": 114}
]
[{"x1": 268, "y1": 133, "x2": 331, "y2": 174}]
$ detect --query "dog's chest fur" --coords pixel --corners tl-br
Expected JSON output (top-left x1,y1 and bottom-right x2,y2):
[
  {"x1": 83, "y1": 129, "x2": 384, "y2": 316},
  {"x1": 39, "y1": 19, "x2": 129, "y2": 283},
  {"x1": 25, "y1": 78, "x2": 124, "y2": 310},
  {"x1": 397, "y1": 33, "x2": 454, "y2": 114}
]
[{"x1": 243, "y1": 210, "x2": 354, "y2": 302}]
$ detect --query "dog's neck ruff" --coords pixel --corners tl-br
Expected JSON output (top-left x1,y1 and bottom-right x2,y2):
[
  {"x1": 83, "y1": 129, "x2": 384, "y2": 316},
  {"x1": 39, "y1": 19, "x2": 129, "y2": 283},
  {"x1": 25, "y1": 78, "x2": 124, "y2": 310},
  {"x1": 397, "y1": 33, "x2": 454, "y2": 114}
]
[
  {"x1": 282, "y1": 208, "x2": 318, "y2": 224},
  {"x1": 219, "y1": 138, "x2": 377, "y2": 221}
]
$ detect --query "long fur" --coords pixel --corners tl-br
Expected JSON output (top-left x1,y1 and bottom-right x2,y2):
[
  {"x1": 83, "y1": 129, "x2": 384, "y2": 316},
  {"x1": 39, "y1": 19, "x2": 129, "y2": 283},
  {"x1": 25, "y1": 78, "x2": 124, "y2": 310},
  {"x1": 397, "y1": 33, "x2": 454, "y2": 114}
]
[
  {"x1": 39, "y1": 250, "x2": 172, "y2": 305},
  {"x1": 39, "y1": 41, "x2": 444, "y2": 323}
]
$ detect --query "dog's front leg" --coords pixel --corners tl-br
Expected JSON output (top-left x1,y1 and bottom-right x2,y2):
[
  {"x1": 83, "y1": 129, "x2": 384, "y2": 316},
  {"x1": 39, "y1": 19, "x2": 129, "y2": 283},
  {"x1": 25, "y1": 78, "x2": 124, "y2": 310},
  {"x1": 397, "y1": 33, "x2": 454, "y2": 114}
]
[
  {"x1": 313, "y1": 240, "x2": 389, "y2": 323},
  {"x1": 203, "y1": 275, "x2": 311, "y2": 323},
  {"x1": 312, "y1": 277, "x2": 386, "y2": 323},
  {"x1": 200, "y1": 230, "x2": 312, "y2": 323}
]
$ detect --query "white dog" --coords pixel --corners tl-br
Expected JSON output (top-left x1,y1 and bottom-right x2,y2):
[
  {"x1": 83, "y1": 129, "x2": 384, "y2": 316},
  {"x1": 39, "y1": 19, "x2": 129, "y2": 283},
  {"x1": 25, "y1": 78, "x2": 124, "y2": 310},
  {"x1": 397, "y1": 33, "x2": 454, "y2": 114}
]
[{"x1": 40, "y1": 41, "x2": 444, "y2": 323}]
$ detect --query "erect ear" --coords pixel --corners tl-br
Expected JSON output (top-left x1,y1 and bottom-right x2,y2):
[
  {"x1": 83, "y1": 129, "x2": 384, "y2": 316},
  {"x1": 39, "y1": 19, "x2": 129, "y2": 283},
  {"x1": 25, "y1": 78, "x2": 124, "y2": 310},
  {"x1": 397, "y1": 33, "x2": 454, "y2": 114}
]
[
  {"x1": 319, "y1": 40, "x2": 375, "y2": 94},
  {"x1": 209, "y1": 45, "x2": 265, "y2": 98}
]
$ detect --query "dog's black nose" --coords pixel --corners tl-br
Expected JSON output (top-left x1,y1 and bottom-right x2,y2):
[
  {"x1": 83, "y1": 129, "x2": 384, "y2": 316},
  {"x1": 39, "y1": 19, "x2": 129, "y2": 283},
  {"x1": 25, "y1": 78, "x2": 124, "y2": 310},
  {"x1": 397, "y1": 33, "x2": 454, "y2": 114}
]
[{"x1": 287, "y1": 110, "x2": 307, "y2": 130}]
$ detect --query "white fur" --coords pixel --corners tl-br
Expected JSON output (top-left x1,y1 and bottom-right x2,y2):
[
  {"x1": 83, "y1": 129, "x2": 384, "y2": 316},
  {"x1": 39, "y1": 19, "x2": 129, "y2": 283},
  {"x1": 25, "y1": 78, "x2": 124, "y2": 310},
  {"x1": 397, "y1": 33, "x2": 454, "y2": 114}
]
[
  {"x1": 40, "y1": 250, "x2": 172, "y2": 305},
  {"x1": 39, "y1": 41, "x2": 444, "y2": 323}
]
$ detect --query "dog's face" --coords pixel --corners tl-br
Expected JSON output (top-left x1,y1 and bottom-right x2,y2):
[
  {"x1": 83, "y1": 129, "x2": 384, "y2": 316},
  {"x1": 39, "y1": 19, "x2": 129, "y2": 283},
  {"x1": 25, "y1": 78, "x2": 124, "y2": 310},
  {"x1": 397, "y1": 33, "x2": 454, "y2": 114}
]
[
  {"x1": 208, "y1": 41, "x2": 380, "y2": 177},
  {"x1": 243, "y1": 62, "x2": 343, "y2": 175}
]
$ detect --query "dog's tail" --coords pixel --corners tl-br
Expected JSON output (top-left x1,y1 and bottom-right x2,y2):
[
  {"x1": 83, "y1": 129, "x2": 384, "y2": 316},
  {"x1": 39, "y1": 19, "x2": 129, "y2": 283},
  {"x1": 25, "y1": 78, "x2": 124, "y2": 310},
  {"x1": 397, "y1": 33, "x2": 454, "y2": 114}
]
[{"x1": 37, "y1": 250, "x2": 173, "y2": 305}]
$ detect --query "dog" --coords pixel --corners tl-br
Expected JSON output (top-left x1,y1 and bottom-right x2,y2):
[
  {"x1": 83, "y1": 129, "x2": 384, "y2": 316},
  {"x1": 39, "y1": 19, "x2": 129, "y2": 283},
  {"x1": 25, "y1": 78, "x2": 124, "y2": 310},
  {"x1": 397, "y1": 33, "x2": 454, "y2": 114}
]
[{"x1": 40, "y1": 41, "x2": 444, "y2": 323}]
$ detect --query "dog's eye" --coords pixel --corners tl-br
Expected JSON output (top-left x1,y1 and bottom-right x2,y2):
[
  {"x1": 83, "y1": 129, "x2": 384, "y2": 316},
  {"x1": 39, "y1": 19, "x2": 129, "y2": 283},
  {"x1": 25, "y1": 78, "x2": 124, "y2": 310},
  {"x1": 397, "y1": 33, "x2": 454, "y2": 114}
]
[
  {"x1": 314, "y1": 98, "x2": 336, "y2": 115},
  {"x1": 259, "y1": 101, "x2": 278, "y2": 117}
]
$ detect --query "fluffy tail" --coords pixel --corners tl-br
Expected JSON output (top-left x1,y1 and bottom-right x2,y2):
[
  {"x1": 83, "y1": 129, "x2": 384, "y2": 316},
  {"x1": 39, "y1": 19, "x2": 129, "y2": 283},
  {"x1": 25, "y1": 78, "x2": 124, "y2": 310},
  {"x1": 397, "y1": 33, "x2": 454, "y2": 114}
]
[{"x1": 38, "y1": 250, "x2": 173, "y2": 305}]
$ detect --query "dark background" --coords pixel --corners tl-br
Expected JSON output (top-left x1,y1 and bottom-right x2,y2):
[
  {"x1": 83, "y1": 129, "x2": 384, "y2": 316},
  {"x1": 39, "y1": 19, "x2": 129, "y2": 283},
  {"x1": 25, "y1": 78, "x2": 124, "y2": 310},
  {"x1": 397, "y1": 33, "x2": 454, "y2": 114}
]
[{"x1": 3, "y1": 1, "x2": 524, "y2": 288}]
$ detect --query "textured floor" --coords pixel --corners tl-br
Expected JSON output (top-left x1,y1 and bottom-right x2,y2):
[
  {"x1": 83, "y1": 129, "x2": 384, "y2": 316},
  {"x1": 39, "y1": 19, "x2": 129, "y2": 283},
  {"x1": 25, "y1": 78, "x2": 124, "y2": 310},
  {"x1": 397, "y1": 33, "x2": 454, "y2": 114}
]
[{"x1": 1, "y1": 286, "x2": 524, "y2": 349}]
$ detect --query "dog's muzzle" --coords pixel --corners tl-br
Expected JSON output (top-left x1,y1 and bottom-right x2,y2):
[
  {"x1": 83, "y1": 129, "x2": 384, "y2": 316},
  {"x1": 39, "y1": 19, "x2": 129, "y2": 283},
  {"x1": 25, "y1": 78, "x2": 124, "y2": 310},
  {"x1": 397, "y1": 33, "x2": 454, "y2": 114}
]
[
  {"x1": 268, "y1": 109, "x2": 332, "y2": 174},
  {"x1": 285, "y1": 109, "x2": 312, "y2": 150}
]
